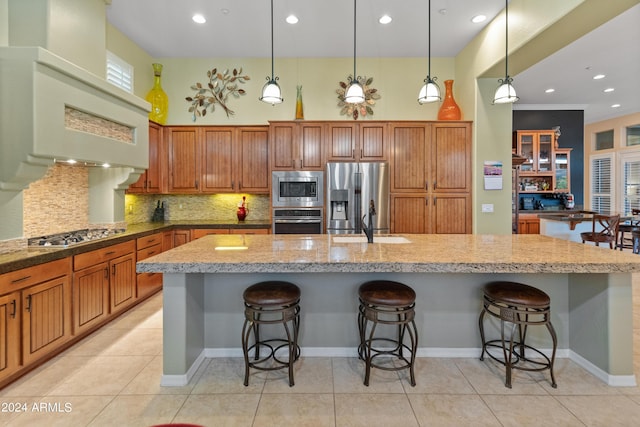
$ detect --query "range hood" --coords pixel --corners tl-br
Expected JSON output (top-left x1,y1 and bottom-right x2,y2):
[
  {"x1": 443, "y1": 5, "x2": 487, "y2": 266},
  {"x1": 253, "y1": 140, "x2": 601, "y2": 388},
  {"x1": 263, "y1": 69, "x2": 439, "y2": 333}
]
[{"x1": 0, "y1": 47, "x2": 150, "y2": 198}]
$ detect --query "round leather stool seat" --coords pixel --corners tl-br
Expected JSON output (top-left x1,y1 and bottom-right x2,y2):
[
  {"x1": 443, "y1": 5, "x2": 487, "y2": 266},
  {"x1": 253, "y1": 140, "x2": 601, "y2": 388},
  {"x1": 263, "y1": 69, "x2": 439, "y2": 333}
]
[
  {"x1": 359, "y1": 280, "x2": 416, "y2": 307},
  {"x1": 479, "y1": 281, "x2": 557, "y2": 388},
  {"x1": 484, "y1": 281, "x2": 550, "y2": 308},
  {"x1": 358, "y1": 280, "x2": 418, "y2": 387},
  {"x1": 243, "y1": 281, "x2": 300, "y2": 306},
  {"x1": 242, "y1": 281, "x2": 301, "y2": 387}
]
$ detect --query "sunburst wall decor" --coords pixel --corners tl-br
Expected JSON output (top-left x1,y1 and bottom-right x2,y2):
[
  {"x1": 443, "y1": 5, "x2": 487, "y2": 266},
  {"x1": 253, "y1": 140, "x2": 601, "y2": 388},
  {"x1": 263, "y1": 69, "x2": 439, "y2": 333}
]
[{"x1": 336, "y1": 75, "x2": 380, "y2": 120}]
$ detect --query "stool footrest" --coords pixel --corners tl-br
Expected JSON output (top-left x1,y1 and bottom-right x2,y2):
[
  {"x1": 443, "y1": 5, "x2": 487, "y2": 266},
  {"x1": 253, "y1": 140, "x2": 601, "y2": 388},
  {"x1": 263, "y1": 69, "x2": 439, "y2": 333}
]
[
  {"x1": 245, "y1": 338, "x2": 301, "y2": 372},
  {"x1": 481, "y1": 340, "x2": 554, "y2": 373}
]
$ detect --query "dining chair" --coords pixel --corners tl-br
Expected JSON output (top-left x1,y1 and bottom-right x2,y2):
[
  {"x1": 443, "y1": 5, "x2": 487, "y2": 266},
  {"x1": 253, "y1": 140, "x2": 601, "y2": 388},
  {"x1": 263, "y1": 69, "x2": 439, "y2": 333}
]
[{"x1": 581, "y1": 214, "x2": 620, "y2": 249}]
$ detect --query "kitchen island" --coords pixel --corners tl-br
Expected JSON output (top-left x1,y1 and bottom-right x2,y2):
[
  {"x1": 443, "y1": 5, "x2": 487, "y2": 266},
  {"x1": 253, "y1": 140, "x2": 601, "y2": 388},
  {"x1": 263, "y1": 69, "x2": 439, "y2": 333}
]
[{"x1": 136, "y1": 233, "x2": 640, "y2": 387}]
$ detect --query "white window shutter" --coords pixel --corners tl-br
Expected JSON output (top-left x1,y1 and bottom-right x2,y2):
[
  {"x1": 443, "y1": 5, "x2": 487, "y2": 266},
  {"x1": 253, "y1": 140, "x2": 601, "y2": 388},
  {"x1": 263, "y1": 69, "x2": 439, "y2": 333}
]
[
  {"x1": 106, "y1": 51, "x2": 133, "y2": 93},
  {"x1": 590, "y1": 154, "x2": 613, "y2": 214}
]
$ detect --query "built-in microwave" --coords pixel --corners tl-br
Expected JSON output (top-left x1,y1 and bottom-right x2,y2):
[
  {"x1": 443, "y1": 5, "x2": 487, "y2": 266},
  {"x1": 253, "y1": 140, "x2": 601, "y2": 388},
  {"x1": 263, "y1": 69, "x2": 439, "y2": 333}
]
[{"x1": 272, "y1": 171, "x2": 324, "y2": 207}]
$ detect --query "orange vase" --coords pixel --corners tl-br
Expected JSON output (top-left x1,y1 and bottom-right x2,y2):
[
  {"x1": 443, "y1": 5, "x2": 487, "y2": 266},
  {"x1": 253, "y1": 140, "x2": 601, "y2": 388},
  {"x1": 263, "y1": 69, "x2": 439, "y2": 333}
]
[{"x1": 437, "y1": 79, "x2": 462, "y2": 121}]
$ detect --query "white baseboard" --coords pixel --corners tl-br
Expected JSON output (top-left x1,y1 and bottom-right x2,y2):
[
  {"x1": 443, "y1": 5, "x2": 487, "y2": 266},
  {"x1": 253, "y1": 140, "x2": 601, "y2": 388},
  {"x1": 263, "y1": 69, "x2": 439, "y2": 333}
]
[
  {"x1": 160, "y1": 349, "x2": 206, "y2": 387},
  {"x1": 569, "y1": 350, "x2": 637, "y2": 387}
]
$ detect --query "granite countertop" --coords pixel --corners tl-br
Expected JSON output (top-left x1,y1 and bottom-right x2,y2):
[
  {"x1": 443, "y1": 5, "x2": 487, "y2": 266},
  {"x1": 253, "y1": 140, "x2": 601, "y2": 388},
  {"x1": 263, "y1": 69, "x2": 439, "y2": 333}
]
[
  {"x1": 0, "y1": 220, "x2": 271, "y2": 274},
  {"x1": 136, "y1": 233, "x2": 640, "y2": 275}
]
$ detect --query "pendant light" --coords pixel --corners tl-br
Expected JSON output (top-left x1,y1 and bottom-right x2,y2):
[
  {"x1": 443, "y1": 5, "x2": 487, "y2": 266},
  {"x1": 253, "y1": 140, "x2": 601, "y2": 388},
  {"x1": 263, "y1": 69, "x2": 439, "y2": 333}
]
[
  {"x1": 418, "y1": 0, "x2": 440, "y2": 104},
  {"x1": 344, "y1": 0, "x2": 365, "y2": 104},
  {"x1": 260, "y1": 0, "x2": 283, "y2": 104},
  {"x1": 493, "y1": 0, "x2": 519, "y2": 104}
]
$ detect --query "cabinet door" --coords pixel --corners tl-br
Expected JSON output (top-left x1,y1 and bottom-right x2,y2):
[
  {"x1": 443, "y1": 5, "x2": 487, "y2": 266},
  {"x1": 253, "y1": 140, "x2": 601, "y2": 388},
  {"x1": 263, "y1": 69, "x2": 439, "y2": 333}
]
[
  {"x1": 167, "y1": 127, "x2": 200, "y2": 193},
  {"x1": 517, "y1": 132, "x2": 535, "y2": 173},
  {"x1": 433, "y1": 194, "x2": 472, "y2": 234},
  {"x1": 390, "y1": 124, "x2": 430, "y2": 192},
  {"x1": 327, "y1": 123, "x2": 357, "y2": 161},
  {"x1": 299, "y1": 123, "x2": 325, "y2": 170},
  {"x1": 237, "y1": 127, "x2": 270, "y2": 193},
  {"x1": 0, "y1": 292, "x2": 20, "y2": 380},
  {"x1": 145, "y1": 121, "x2": 164, "y2": 193},
  {"x1": 432, "y1": 123, "x2": 471, "y2": 193},
  {"x1": 554, "y1": 149, "x2": 571, "y2": 191},
  {"x1": 73, "y1": 263, "x2": 109, "y2": 335},
  {"x1": 22, "y1": 275, "x2": 71, "y2": 365},
  {"x1": 173, "y1": 230, "x2": 191, "y2": 247},
  {"x1": 270, "y1": 123, "x2": 296, "y2": 170},
  {"x1": 359, "y1": 123, "x2": 387, "y2": 161},
  {"x1": 109, "y1": 253, "x2": 136, "y2": 314},
  {"x1": 162, "y1": 230, "x2": 174, "y2": 252},
  {"x1": 201, "y1": 127, "x2": 234, "y2": 192},
  {"x1": 390, "y1": 194, "x2": 428, "y2": 233}
]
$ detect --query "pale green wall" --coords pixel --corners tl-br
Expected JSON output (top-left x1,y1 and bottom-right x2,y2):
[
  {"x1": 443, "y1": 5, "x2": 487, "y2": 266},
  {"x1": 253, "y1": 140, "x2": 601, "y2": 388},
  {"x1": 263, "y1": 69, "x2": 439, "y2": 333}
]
[
  {"x1": 143, "y1": 57, "x2": 454, "y2": 126},
  {"x1": 106, "y1": 23, "x2": 154, "y2": 99}
]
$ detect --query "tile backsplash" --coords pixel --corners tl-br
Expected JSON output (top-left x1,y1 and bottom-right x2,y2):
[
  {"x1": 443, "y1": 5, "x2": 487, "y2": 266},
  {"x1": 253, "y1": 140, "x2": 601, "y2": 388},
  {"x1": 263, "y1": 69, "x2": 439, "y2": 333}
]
[{"x1": 125, "y1": 194, "x2": 270, "y2": 223}]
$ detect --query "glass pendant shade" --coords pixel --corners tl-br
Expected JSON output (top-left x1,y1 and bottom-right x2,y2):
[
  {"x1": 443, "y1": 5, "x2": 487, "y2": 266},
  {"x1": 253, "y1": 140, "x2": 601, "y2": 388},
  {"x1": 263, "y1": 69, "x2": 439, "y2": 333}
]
[
  {"x1": 418, "y1": 77, "x2": 441, "y2": 104},
  {"x1": 345, "y1": 80, "x2": 365, "y2": 104},
  {"x1": 260, "y1": 79, "x2": 283, "y2": 105},
  {"x1": 493, "y1": 0, "x2": 518, "y2": 105},
  {"x1": 493, "y1": 77, "x2": 519, "y2": 104},
  {"x1": 260, "y1": 0, "x2": 283, "y2": 105}
]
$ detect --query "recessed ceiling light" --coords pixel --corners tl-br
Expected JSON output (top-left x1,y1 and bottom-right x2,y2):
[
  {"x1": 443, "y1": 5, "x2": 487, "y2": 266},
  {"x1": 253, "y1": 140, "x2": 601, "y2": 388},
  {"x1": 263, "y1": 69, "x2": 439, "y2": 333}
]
[
  {"x1": 545, "y1": 88, "x2": 555, "y2": 93},
  {"x1": 192, "y1": 14, "x2": 206, "y2": 24},
  {"x1": 471, "y1": 15, "x2": 486, "y2": 23},
  {"x1": 220, "y1": 8, "x2": 229, "y2": 15},
  {"x1": 612, "y1": 104, "x2": 621, "y2": 108},
  {"x1": 593, "y1": 74, "x2": 605, "y2": 80},
  {"x1": 604, "y1": 88, "x2": 615, "y2": 93},
  {"x1": 379, "y1": 14, "x2": 392, "y2": 24},
  {"x1": 286, "y1": 14, "x2": 298, "y2": 24}
]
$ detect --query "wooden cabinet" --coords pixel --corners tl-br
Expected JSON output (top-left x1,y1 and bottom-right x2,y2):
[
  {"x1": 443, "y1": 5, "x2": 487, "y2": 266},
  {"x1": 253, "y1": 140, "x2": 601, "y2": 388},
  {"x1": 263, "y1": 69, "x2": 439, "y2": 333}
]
[
  {"x1": 326, "y1": 122, "x2": 389, "y2": 162},
  {"x1": 0, "y1": 258, "x2": 72, "y2": 381},
  {"x1": 518, "y1": 214, "x2": 540, "y2": 234},
  {"x1": 173, "y1": 229, "x2": 191, "y2": 247},
  {"x1": 162, "y1": 230, "x2": 174, "y2": 252},
  {"x1": 192, "y1": 228, "x2": 270, "y2": 239},
  {"x1": 514, "y1": 130, "x2": 571, "y2": 193},
  {"x1": 166, "y1": 126, "x2": 200, "y2": 193},
  {"x1": 0, "y1": 291, "x2": 20, "y2": 380},
  {"x1": 389, "y1": 122, "x2": 472, "y2": 234},
  {"x1": 136, "y1": 233, "x2": 163, "y2": 298},
  {"x1": 128, "y1": 121, "x2": 165, "y2": 193},
  {"x1": 73, "y1": 240, "x2": 136, "y2": 334},
  {"x1": 270, "y1": 121, "x2": 325, "y2": 170},
  {"x1": 166, "y1": 126, "x2": 270, "y2": 194}
]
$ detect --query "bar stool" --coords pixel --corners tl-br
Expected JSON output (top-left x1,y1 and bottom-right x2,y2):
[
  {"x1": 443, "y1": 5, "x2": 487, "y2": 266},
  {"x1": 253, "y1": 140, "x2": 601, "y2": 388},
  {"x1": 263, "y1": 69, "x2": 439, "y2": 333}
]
[
  {"x1": 478, "y1": 281, "x2": 557, "y2": 388},
  {"x1": 358, "y1": 280, "x2": 418, "y2": 386},
  {"x1": 241, "y1": 281, "x2": 301, "y2": 387}
]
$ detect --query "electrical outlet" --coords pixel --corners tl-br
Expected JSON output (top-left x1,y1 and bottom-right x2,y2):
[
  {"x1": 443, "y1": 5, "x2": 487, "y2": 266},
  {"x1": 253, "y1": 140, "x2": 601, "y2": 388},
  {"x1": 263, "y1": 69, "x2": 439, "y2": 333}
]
[{"x1": 481, "y1": 204, "x2": 494, "y2": 213}]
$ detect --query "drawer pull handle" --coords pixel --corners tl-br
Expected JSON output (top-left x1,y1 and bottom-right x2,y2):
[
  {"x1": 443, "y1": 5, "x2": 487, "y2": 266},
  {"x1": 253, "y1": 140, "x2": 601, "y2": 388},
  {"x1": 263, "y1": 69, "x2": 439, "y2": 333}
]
[
  {"x1": 10, "y1": 300, "x2": 16, "y2": 318},
  {"x1": 105, "y1": 251, "x2": 116, "y2": 256},
  {"x1": 148, "y1": 250, "x2": 157, "y2": 255},
  {"x1": 25, "y1": 295, "x2": 32, "y2": 312},
  {"x1": 11, "y1": 275, "x2": 31, "y2": 284}
]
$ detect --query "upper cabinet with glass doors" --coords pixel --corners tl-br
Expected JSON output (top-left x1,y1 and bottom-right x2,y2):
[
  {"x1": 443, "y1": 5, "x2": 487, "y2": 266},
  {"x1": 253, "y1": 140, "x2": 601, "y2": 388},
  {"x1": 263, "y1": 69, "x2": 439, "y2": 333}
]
[{"x1": 514, "y1": 130, "x2": 571, "y2": 193}]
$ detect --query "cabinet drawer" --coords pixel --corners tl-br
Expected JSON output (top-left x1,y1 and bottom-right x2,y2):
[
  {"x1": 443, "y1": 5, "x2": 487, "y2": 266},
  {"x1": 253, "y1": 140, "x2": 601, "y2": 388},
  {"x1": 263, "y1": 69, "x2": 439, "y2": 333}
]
[
  {"x1": 137, "y1": 243, "x2": 162, "y2": 261},
  {"x1": 136, "y1": 232, "x2": 163, "y2": 250},
  {"x1": 73, "y1": 240, "x2": 136, "y2": 271},
  {"x1": 192, "y1": 228, "x2": 230, "y2": 239},
  {"x1": 0, "y1": 258, "x2": 71, "y2": 294}
]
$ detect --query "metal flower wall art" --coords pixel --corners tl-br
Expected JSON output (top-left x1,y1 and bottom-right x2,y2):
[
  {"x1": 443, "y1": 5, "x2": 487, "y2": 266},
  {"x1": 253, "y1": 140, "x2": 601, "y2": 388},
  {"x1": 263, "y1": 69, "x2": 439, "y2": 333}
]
[
  {"x1": 185, "y1": 67, "x2": 250, "y2": 120},
  {"x1": 336, "y1": 76, "x2": 380, "y2": 120}
]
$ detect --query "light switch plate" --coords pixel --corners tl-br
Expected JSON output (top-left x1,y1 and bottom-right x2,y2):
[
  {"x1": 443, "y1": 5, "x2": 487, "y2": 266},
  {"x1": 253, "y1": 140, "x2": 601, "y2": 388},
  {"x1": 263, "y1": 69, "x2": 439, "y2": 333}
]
[{"x1": 481, "y1": 204, "x2": 494, "y2": 213}]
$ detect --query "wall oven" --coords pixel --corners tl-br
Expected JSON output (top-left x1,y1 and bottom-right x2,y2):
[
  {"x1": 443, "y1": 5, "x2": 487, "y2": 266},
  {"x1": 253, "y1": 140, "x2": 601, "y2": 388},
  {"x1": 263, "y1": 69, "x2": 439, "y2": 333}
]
[
  {"x1": 272, "y1": 171, "x2": 324, "y2": 208},
  {"x1": 272, "y1": 208, "x2": 323, "y2": 234}
]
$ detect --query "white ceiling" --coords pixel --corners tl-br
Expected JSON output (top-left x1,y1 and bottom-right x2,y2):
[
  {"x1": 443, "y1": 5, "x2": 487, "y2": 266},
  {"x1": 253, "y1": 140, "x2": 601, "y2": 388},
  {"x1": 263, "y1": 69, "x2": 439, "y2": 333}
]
[{"x1": 106, "y1": 0, "x2": 640, "y2": 124}]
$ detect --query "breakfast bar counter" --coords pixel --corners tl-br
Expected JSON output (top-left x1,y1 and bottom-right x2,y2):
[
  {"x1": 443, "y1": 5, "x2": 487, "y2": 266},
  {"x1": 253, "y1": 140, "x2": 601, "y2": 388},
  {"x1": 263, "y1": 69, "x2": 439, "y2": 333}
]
[{"x1": 137, "y1": 233, "x2": 640, "y2": 386}]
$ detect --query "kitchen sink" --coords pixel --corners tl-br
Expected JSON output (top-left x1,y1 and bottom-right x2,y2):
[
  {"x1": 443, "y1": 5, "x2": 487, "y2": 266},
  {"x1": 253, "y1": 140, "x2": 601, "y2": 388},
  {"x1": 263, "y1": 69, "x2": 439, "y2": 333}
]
[{"x1": 332, "y1": 236, "x2": 411, "y2": 244}]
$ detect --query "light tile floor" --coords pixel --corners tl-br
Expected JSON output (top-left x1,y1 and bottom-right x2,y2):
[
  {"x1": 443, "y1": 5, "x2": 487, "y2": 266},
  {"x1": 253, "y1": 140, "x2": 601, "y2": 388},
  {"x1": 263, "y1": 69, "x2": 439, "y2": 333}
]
[{"x1": 2, "y1": 282, "x2": 640, "y2": 426}]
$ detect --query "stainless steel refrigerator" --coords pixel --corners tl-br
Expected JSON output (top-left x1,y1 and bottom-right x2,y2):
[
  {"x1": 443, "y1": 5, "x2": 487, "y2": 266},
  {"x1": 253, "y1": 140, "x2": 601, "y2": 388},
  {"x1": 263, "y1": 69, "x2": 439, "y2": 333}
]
[{"x1": 326, "y1": 162, "x2": 390, "y2": 234}]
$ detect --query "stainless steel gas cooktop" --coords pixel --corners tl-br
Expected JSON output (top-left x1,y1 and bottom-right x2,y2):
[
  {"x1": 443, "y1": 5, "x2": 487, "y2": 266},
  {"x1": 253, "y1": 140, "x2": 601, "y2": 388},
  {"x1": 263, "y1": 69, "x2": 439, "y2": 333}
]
[{"x1": 28, "y1": 228, "x2": 126, "y2": 248}]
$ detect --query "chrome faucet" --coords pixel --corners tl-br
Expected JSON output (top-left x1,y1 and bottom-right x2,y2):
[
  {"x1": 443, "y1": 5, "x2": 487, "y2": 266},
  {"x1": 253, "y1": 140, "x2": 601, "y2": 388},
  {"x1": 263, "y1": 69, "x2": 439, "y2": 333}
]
[{"x1": 361, "y1": 200, "x2": 376, "y2": 243}]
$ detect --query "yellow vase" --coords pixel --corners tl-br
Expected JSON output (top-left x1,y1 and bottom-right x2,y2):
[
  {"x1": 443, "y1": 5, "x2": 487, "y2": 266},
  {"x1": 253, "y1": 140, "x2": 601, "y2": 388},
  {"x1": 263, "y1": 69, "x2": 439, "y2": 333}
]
[
  {"x1": 295, "y1": 85, "x2": 304, "y2": 120},
  {"x1": 146, "y1": 63, "x2": 169, "y2": 124}
]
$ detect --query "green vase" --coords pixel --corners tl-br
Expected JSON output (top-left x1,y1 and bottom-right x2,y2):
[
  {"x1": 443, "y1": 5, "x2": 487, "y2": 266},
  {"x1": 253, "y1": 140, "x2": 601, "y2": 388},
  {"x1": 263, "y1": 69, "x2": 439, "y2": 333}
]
[{"x1": 146, "y1": 63, "x2": 169, "y2": 124}]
